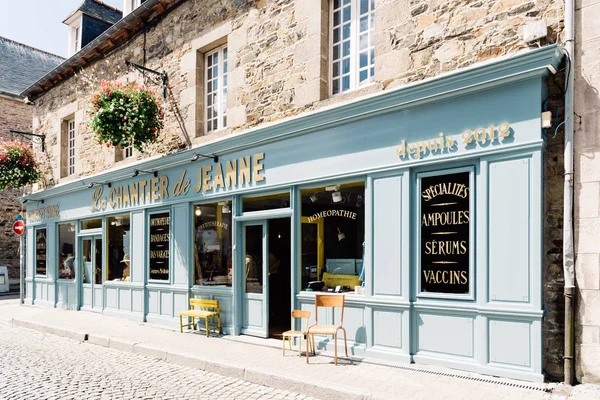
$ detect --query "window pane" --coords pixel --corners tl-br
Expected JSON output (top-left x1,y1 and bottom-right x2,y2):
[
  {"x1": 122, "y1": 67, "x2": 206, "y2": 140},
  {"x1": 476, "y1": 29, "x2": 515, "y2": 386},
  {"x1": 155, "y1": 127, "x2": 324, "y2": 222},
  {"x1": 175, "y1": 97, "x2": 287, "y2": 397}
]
[
  {"x1": 343, "y1": 75, "x2": 350, "y2": 91},
  {"x1": 359, "y1": 69, "x2": 368, "y2": 82},
  {"x1": 58, "y1": 223, "x2": 76, "y2": 279},
  {"x1": 333, "y1": 79, "x2": 340, "y2": 94},
  {"x1": 207, "y1": 54, "x2": 212, "y2": 65},
  {"x1": 107, "y1": 214, "x2": 131, "y2": 282},
  {"x1": 35, "y1": 228, "x2": 47, "y2": 276},
  {"x1": 242, "y1": 192, "x2": 290, "y2": 213},
  {"x1": 360, "y1": 0, "x2": 368, "y2": 15},
  {"x1": 300, "y1": 182, "x2": 365, "y2": 290},
  {"x1": 360, "y1": 16, "x2": 368, "y2": 32},
  {"x1": 333, "y1": 61, "x2": 340, "y2": 77},
  {"x1": 333, "y1": 27, "x2": 340, "y2": 43},
  {"x1": 213, "y1": 53, "x2": 219, "y2": 64},
  {"x1": 342, "y1": 58, "x2": 350, "y2": 74},
  {"x1": 333, "y1": 10, "x2": 340, "y2": 26},
  {"x1": 343, "y1": 6, "x2": 351, "y2": 22},
  {"x1": 343, "y1": 40, "x2": 351, "y2": 57},
  {"x1": 207, "y1": 67, "x2": 212, "y2": 80},
  {"x1": 359, "y1": 34, "x2": 368, "y2": 51},
  {"x1": 223, "y1": 47, "x2": 228, "y2": 59},
  {"x1": 81, "y1": 218, "x2": 101, "y2": 230},
  {"x1": 82, "y1": 239, "x2": 92, "y2": 284},
  {"x1": 360, "y1": 51, "x2": 368, "y2": 68},
  {"x1": 343, "y1": 23, "x2": 351, "y2": 39},
  {"x1": 149, "y1": 212, "x2": 170, "y2": 281},
  {"x1": 333, "y1": 44, "x2": 340, "y2": 60},
  {"x1": 245, "y1": 224, "x2": 263, "y2": 294},
  {"x1": 194, "y1": 202, "x2": 233, "y2": 287},
  {"x1": 334, "y1": 0, "x2": 341, "y2": 9}
]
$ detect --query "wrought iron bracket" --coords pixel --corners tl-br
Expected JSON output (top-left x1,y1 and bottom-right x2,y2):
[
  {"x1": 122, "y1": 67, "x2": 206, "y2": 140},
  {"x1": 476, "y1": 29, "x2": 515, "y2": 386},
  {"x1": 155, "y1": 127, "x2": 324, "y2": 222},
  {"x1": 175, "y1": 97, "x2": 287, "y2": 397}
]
[
  {"x1": 9, "y1": 130, "x2": 45, "y2": 152},
  {"x1": 125, "y1": 60, "x2": 168, "y2": 99}
]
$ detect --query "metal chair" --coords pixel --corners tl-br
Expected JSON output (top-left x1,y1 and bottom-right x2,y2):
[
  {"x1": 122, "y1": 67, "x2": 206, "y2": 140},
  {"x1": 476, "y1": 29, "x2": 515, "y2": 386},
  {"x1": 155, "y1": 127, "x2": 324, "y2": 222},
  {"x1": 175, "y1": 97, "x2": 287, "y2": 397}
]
[
  {"x1": 306, "y1": 294, "x2": 348, "y2": 365},
  {"x1": 281, "y1": 310, "x2": 312, "y2": 356}
]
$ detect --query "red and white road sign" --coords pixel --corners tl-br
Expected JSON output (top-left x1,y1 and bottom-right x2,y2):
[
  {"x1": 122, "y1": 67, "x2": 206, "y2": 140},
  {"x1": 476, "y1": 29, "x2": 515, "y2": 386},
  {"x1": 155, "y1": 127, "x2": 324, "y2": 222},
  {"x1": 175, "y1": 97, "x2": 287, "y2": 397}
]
[{"x1": 13, "y1": 220, "x2": 25, "y2": 236}]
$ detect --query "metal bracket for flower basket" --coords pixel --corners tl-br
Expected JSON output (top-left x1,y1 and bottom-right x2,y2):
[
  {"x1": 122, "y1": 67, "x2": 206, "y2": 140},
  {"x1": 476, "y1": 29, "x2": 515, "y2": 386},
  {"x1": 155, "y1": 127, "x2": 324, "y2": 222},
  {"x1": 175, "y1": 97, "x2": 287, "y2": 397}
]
[
  {"x1": 9, "y1": 130, "x2": 45, "y2": 152},
  {"x1": 125, "y1": 60, "x2": 168, "y2": 100}
]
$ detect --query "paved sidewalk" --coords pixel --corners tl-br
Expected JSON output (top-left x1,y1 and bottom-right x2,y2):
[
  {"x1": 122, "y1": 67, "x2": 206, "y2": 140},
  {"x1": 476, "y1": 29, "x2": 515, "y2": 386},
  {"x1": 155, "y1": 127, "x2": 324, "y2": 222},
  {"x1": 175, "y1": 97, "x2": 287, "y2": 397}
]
[{"x1": 0, "y1": 300, "x2": 593, "y2": 400}]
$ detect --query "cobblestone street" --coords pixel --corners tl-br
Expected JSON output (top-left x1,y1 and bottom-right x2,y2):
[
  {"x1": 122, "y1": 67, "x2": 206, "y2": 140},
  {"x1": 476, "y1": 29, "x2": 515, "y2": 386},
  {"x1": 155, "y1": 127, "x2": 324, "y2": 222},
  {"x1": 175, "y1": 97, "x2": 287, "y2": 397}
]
[{"x1": 0, "y1": 321, "x2": 316, "y2": 400}]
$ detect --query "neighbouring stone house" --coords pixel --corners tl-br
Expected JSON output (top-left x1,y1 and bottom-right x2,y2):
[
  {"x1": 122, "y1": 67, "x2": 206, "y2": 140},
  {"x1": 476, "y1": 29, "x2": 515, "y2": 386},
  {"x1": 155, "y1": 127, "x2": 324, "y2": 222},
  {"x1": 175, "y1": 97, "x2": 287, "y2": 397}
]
[
  {"x1": 0, "y1": 36, "x2": 64, "y2": 291},
  {"x1": 17, "y1": 0, "x2": 600, "y2": 384}
]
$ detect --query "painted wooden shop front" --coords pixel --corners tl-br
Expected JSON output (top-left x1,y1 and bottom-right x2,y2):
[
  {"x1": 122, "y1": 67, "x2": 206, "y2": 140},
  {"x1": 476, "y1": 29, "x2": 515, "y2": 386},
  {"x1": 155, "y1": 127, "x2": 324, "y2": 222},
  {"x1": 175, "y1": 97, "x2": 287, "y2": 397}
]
[{"x1": 25, "y1": 46, "x2": 563, "y2": 382}]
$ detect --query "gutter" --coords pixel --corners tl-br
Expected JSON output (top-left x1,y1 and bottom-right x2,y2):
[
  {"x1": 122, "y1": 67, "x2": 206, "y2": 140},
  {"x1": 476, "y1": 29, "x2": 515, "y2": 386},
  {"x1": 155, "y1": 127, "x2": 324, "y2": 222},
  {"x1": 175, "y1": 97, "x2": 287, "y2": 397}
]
[
  {"x1": 19, "y1": 0, "x2": 172, "y2": 100},
  {"x1": 563, "y1": 0, "x2": 575, "y2": 386}
]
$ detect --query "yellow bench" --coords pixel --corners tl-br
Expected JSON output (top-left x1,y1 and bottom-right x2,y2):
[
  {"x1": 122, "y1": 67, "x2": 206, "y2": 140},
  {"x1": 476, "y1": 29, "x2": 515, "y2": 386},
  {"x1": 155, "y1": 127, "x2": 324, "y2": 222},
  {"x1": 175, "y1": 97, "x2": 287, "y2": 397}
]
[{"x1": 179, "y1": 299, "x2": 222, "y2": 337}]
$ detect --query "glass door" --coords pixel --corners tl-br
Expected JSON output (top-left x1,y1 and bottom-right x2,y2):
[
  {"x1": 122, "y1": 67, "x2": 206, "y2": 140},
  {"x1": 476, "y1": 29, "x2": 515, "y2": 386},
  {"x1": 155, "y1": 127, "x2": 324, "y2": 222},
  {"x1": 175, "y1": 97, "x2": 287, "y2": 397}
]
[
  {"x1": 240, "y1": 221, "x2": 268, "y2": 337},
  {"x1": 80, "y1": 236, "x2": 103, "y2": 311}
]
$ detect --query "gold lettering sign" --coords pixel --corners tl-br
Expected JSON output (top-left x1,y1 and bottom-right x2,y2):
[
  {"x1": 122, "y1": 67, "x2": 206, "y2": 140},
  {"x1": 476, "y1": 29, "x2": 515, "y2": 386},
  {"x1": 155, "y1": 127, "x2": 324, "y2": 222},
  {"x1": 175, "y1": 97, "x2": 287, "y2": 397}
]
[
  {"x1": 27, "y1": 205, "x2": 61, "y2": 222},
  {"x1": 91, "y1": 153, "x2": 266, "y2": 212},
  {"x1": 397, "y1": 123, "x2": 512, "y2": 160},
  {"x1": 307, "y1": 209, "x2": 357, "y2": 223}
]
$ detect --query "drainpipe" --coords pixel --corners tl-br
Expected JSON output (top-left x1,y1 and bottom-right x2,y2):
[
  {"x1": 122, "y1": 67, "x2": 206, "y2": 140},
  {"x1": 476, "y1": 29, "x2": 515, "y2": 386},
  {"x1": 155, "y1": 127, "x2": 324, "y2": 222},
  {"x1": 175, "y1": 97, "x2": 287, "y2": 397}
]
[{"x1": 563, "y1": 0, "x2": 575, "y2": 386}]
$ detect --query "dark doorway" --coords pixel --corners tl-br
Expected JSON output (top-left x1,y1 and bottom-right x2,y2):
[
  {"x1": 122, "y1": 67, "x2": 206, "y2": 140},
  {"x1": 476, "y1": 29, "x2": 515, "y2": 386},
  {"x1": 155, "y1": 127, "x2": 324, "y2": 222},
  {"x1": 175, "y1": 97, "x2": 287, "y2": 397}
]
[{"x1": 268, "y1": 217, "x2": 291, "y2": 337}]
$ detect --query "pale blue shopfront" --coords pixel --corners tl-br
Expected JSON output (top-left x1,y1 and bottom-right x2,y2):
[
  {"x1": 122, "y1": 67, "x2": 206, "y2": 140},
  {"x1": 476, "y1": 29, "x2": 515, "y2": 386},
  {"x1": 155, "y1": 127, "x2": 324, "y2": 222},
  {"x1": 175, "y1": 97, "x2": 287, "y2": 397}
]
[{"x1": 25, "y1": 46, "x2": 563, "y2": 382}]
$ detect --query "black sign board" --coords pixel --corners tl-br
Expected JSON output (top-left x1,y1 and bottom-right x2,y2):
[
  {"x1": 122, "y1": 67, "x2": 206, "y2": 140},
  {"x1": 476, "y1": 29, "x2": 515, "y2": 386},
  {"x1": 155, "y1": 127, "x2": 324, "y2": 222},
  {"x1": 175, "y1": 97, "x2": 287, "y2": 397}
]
[
  {"x1": 36, "y1": 228, "x2": 47, "y2": 276},
  {"x1": 420, "y1": 172, "x2": 470, "y2": 294},
  {"x1": 149, "y1": 212, "x2": 170, "y2": 280}
]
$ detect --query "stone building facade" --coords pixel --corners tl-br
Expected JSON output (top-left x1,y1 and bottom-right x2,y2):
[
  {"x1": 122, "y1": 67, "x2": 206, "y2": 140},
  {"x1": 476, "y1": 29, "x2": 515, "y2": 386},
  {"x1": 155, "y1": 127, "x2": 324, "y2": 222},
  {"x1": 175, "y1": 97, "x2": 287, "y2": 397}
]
[
  {"x1": 0, "y1": 37, "x2": 64, "y2": 291},
  {"x1": 21, "y1": 0, "x2": 587, "y2": 382},
  {"x1": 0, "y1": 94, "x2": 31, "y2": 290}
]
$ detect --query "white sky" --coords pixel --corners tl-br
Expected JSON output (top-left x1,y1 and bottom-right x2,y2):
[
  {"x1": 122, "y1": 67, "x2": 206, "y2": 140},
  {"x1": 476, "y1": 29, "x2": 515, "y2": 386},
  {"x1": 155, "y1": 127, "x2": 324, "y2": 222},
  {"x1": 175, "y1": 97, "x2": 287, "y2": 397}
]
[{"x1": 0, "y1": 0, "x2": 123, "y2": 58}]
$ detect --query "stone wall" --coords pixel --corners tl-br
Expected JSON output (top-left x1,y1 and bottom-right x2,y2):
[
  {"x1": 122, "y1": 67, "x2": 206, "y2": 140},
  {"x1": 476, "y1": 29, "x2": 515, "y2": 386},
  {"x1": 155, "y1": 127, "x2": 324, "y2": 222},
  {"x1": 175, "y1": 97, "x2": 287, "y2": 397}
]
[
  {"x1": 0, "y1": 94, "x2": 32, "y2": 290},
  {"x1": 32, "y1": 0, "x2": 564, "y2": 186},
  {"x1": 574, "y1": 0, "x2": 600, "y2": 384}
]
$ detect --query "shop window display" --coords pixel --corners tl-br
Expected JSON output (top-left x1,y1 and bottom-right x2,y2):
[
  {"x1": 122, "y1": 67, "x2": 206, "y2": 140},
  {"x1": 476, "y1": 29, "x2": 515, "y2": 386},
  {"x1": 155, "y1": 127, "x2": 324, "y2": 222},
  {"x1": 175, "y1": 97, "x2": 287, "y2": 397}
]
[
  {"x1": 35, "y1": 228, "x2": 47, "y2": 276},
  {"x1": 107, "y1": 214, "x2": 131, "y2": 282},
  {"x1": 58, "y1": 222, "x2": 76, "y2": 279},
  {"x1": 194, "y1": 201, "x2": 232, "y2": 286},
  {"x1": 301, "y1": 183, "x2": 365, "y2": 291},
  {"x1": 149, "y1": 212, "x2": 170, "y2": 281}
]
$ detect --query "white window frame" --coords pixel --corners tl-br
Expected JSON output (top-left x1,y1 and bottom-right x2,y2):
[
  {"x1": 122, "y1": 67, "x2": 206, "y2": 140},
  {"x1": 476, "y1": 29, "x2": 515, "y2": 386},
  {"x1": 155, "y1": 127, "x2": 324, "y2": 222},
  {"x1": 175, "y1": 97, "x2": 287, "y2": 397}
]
[
  {"x1": 73, "y1": 25, "x2": 81, "y2": 54},
  {"x1": 204, "y1": 45, "x2": 228, "y2": 134},
  {"x1": 123, "y1": 145, "x2": 133, "y2": 159},
  {"x1": 67, "y1": 119, "x2": 76, "y2": 176},
  {"x1": 329, "y1": 0, "x2": 375, "y2": 96}
]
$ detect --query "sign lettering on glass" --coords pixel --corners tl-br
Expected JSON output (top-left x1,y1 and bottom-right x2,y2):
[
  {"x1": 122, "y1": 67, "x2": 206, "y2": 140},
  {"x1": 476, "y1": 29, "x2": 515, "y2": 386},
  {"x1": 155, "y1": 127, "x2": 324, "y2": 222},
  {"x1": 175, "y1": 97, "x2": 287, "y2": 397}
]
[
  {"x1": 149, "y1": 212, "x2": 170, "y2": 280},
  {"x1": 420, "y1": 172, "x2": 470, "y2": 294},
  {"x1": 36, "y1": 228, "x2": 47, "y2": 276}
]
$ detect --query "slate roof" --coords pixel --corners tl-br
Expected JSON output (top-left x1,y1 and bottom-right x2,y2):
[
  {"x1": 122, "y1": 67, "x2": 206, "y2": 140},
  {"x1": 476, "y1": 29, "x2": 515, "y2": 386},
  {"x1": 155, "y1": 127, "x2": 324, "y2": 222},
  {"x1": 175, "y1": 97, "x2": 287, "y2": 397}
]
[
  {"x1": 0, "y1": 37, "x2": 65, "y2": 98},
  {"x1": 63, "y1": 0, "x2": 122, "y2": 25}
]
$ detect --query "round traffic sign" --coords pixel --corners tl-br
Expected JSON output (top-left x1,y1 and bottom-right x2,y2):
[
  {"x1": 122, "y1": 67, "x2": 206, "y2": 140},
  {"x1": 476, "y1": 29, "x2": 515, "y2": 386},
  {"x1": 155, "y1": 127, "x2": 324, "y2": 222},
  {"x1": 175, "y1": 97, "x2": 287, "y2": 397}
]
[{"x1": 13, "y1": 220, "x2": 25, "y2": 236}]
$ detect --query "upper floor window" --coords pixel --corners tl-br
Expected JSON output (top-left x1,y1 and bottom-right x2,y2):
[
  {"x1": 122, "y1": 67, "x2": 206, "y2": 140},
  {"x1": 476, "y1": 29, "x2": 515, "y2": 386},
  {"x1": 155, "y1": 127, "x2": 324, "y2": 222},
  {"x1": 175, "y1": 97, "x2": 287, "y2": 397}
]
[
  {"x1": 205, "y1": 45, "x2": 228, "y2": 133},
  {"x1": 61, "y1": 117, "x2": 76, "y2": 178},
  {"x1": 74, "y1": 26, "x2": 80, "y2": 53},
  {"x1": 68, "y1": 119, "x2": 76, "y2": 176},
  {"x1": 330, "y1": 0, "x2": 375, "y2": 95}
]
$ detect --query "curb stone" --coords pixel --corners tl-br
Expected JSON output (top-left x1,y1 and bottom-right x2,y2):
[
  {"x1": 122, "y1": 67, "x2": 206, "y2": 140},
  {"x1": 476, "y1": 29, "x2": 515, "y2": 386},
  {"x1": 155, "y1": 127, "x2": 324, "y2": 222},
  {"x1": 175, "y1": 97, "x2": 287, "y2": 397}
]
[{"x1": 9, "y1": 317, "x2": 371, "y2": 400}]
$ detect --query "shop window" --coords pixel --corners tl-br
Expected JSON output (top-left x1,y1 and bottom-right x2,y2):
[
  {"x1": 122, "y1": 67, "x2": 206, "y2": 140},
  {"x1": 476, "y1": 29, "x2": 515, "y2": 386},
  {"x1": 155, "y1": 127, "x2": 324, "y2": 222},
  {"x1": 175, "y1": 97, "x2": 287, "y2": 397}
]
[
  {"x1": 193, "y1": 202, "x2": 232, "y2": 286},
  {"x1": 330, "y1": 0, "x2": 375, "y2": 95},
  {"x1": 35, "y1": 228, "x2": 47, "y2": 276},
  {"x1": 300, "y1": 182, "x2": 365, "y2": 291},
  {"x1": 58, "y1": 223, "x2": 76, "y2": 279},
  {"x1": 81, "y1": 218, "x2": 102, "y2": 230},
  {"x1": 107, "y1": 214, "x2": 131, "y2": 282},
  {"x1": 205, "y1": 45, "x2": 228, "y2": 133},
  {"x1": 419, "y1": 170, "x2": 472, "y2": 295},
  {"x1": 242, "y1": 192, "x2": 290, "y2": 213},
  {"x1": 149, "y1": 211, "x2": 170, "y2": 281}
]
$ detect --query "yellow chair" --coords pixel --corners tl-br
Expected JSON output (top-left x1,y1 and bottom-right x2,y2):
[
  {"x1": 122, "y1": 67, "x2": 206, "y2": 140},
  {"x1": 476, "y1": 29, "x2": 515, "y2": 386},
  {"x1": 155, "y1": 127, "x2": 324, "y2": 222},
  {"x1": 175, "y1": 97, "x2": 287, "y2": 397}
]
[
  {"x1": 306, "y1": 294, "x2": 348, "y2": 365},
  {"x1": 282, "y1": 310, "x2": 313, "y2": 356},
  {"x1": 179, "y1": 298, "x2": 222, "y2": 337}
]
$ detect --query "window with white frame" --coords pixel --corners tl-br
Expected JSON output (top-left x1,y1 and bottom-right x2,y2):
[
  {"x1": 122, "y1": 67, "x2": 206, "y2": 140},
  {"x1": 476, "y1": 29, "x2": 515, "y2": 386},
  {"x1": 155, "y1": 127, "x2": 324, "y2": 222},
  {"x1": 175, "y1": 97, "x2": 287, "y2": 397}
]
[
  {"x1": 68, "y1": 119, "x2": 76, "y2": 176},
  {"x1": 205, "y1": 45, "x2": 228, "y2": 133},
  {"x1": 330, "y1": 0, "x2": 375, "y2": 95},
  {"x1": 123, "y1": 145, "x2": 133, "y2": 159},
  {"x1": 73, "y1": 25, "x2": 80, "y2": 54}
]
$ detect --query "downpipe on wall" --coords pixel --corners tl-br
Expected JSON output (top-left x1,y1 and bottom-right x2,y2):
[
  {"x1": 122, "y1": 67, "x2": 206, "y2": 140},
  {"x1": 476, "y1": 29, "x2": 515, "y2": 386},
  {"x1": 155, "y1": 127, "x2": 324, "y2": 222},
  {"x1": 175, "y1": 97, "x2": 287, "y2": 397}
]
[{"x1": 563, "y1": 0, "x2": 575, "y2": 386}]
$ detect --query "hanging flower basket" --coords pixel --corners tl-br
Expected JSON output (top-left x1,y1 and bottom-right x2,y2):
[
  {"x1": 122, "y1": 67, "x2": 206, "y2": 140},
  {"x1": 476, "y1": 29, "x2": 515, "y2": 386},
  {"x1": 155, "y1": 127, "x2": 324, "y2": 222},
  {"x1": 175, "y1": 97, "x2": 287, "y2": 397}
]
[
  {"x1": 0, "y1": 141, "x2": 42, "y2": 189},
  {"x1": 88, "y1": 80, "x2": 164, "y2": 152}
]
